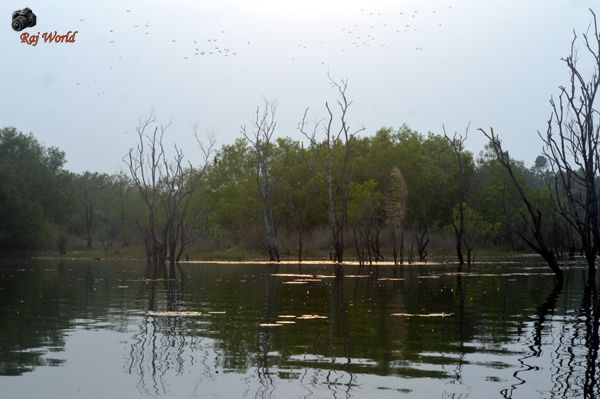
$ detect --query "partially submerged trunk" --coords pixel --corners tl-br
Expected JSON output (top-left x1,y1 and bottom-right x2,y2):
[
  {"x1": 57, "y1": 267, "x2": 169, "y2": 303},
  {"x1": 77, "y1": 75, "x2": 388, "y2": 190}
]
[
  {"x1": 263, "y1": 206, "x2": 280, "y2": 262},
  {"x1": 481, "y1": 127, "x2": 563, "y2": 281},
  {"x1": 416, "y1": 227, "x2": 429, "y2": 262},
  {"x1": 444, "y1": 126, "x2": 469, "y2": 267},
  {"x1": 242, "y1": 99, "x2": 283, "y2": 262},
  {"x1": 299, "y1": 76, "x2": 363, "y2": 265}
]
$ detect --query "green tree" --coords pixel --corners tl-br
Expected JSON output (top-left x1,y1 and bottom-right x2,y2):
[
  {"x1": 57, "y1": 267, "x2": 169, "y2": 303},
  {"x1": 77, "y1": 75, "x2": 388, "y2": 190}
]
[
  {"x1": 0, "y1": 127, "x2": 69, "y2": 250},
  {"x1": 348, "y1": 179, "x2": 385, "y2": 264}
]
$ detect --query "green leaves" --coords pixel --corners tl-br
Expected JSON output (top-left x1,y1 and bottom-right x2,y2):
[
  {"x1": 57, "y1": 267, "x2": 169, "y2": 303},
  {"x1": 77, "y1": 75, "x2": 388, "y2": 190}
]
[{"x1": 0, "y1": 127, "x2": 67, "y2": 249}]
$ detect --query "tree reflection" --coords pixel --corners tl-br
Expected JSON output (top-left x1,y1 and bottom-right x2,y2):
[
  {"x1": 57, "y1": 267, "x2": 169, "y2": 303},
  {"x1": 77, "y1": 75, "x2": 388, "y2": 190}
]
[
  {"x1": 9, "y1": 260, "x2": 600, "y2": 397},
  {"x1": 452, "y1": 274, "x2": 467, "y2": 384},
  {"x1": 500, "y1": 278, "x2": 563, "y2": 398},
  {"x1": 326, "y1": 274, "x2": 355, "y2": 399},
  {"x1": 499, "y1": 272, "x2": 600, "y2": 399},
  {"x1": 546, "y1": 272, "x2": 600, "y2": 399},
  {"x1": 127, "y1": 263, "x2": 212, "y2": 396},
  {"x1": 253, "y1": 263, "x2": 279, "y2": 399},
  {"x1": 582, "y1": 274, "x2": 599, "y2": 398}
]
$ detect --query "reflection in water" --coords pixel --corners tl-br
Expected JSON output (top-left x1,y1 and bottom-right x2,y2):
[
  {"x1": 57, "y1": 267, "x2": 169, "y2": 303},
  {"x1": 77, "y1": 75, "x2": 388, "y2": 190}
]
[
  {"x1": 499, "y1": 272, "x2": 600, "y2": 399},
  {"x1": 2, "y1": 259, "x2": 600, "y2": 398},
  {"x1": 447, "y1": 274, "x2": 467, "y2": 398},
  {"x1": 500, "y1": 278, "x2": 563, "y2": 398},
  {"x1": 254, "y1": 263, "x2": 279, "y2": 399},
  {"x1": 128, "y1": 265, "x2": 212, "y2": 397},
  {"x1": 326, "y1": 275, "x2": 354, "y2": 399},
  {"x1": 550, "y1": 273, "x2": 600, "y2": 399},
  {"x1": 582, "y1": 273, "x2": 599, "y2": 399}
]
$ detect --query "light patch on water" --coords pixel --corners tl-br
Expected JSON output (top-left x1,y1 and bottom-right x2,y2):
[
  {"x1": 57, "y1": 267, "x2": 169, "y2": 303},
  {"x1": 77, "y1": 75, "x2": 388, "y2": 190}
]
[
  {"x1": 147, "y1": 311, "x2": 203, "y2": 317},
  {"x1": 297, "y1": 314, "x2": 328, "y2": 320},
  {"x1": 391, "y1": 312, "x2": 453, "y2": 318}
]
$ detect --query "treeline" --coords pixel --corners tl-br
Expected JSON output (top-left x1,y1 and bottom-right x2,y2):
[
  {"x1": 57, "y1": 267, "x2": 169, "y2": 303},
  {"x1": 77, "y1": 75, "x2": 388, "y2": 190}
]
[
  {"x1": 0, "y1": 121, "x2": 559, "y2": 264},
  {"x1": 0, "y1": 127, "x2": 141, "y2": 251},
  {"x1": 4, "y1": 12, "x2": 600, "y2": 273}
]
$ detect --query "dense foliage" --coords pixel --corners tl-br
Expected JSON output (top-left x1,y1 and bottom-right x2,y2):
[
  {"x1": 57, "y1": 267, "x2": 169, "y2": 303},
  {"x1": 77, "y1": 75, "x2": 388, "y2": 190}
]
[{"x1": 0, "y1": 125, "x2": 565, "y2": 261}]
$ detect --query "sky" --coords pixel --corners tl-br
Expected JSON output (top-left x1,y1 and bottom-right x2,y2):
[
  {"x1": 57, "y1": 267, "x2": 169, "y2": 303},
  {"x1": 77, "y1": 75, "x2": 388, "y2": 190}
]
[{"x1": 0, "y1": 0, "x2": 597, "y2": 173}]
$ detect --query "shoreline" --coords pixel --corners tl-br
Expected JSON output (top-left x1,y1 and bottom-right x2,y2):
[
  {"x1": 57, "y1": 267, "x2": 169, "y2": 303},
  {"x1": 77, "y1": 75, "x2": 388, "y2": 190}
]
[{"x1": 25, "y1": 256, "x2": 534, "y2": 267}]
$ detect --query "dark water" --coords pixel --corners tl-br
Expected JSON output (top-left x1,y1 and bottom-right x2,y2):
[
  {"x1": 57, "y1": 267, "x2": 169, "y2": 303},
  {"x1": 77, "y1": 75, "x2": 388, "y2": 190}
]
[{"x1": 0, "y1": 258, "x2": 597, "y2": 398}]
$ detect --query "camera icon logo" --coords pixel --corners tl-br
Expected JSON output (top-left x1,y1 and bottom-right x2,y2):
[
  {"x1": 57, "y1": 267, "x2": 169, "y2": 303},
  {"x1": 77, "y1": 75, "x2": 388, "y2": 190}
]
[{"x1": 12, "y1": 8, "x2": 36, "y2": 32}]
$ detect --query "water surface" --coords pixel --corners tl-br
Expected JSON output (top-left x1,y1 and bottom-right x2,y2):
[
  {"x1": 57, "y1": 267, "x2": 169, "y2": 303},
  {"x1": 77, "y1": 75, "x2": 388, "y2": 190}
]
[{"x1": 0, "y1": 258, "x2": 596, "y2": 398}]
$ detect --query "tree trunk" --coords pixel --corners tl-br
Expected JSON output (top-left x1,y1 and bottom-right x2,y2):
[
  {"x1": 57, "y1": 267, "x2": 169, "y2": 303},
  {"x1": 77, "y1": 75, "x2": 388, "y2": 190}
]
[
  {"x1": 399, "y1": 228, "x2": 405, "y2": 265},
  {"x1": 353, "y1": 228, "x2": 362, "y2": 265},
  {"x1": 85, "y1": 203, "x2": 93, "y2": 249},
  {"x1": 455, "y1": 228, "x2": 464, "y2": 266},
  {"x1": 390, "y1": 227, "x2": 398, "y2": 265},
  {"x1": 297, "y1": 223, "x2": 304, "y2": 263},
  {"x1": 416, "y1": 228, "x2": 429, "y2": 262}
]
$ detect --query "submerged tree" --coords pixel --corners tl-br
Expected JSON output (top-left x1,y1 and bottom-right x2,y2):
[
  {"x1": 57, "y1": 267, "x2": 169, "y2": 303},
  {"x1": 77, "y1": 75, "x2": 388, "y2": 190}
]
[
  {"x1": 125, "y1": 111, "x2": 212, "y2": 269},
  {"x1": 160, "y1": 143, "x2": 200, "y2": 266},
  {"x1": 541, "y1": 10, "x2": 600, "y2": 276},
  {"x1": 481, "y1": 128, "x2": 562, "y2": 280},
  {"x1": 444, "y1": 124, "x2": 470, "y2": 266},
  {"x1": 242, "y1": 99, "x2": 285, "y2": 262},
  {"x1": 385, "y1": 167, "x2": 408, "y2": 265},
  {"x1": 125, "y1": 112, "x2": 166, "y2": 266},
  {"x1": 299, "y1": 75, "x2": 364, "y2": 264},
  {"x1": 453, "y1": 203, "x2": 489, "y2": 266}
]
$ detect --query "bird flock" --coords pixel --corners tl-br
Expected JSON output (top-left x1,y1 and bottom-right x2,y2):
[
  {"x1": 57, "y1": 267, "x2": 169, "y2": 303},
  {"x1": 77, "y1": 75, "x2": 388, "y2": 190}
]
[
  {"x1": 70, "y1": 2, "x2": 457, "y2": 92},
  {"x1": 104, "y1": 9, "x2": 241, "y2": 61},
  {"x1": 339, "y1": 6, "x2": 454, "y2": 53}
]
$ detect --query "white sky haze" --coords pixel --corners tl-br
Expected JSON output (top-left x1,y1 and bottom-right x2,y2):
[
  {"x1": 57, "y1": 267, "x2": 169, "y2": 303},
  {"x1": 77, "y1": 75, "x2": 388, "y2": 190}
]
[{"x1": 1, "y1": 0, "x2": 597, "y2": 172}]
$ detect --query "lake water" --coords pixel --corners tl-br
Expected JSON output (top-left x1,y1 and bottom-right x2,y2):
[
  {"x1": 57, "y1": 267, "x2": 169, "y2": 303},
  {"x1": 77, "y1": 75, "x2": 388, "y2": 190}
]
[{"x1": 0, "y1": 258, "x2": 596, "y2": 398}]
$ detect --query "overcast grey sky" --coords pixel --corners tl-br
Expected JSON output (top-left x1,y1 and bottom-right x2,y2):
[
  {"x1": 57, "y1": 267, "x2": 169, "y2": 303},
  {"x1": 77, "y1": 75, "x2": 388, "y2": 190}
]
[{"x1": 1, "y1": 0, "x2": 597, "y2": 173}]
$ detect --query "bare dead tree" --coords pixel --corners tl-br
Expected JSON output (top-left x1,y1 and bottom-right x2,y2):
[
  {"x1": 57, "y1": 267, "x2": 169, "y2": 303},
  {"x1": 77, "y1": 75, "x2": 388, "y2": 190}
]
[
  {"x1": 415, "y1": 222, "x2": 430, "y2": 262},
  {"x1": 125, "y1": 111, "x2": 166, "y2": 267},
  {"x1": 540, "y1": 10, "x2": 600, "y2": 275},
  {"x1": 412, "y1": 201, "x2": 431, "y2": 262},
  {"x1": 160, "y1": 144, "x2": 192, "y2": 268},
  {"x1": 299, "y1": 75, "x2": 365, "y2": 264},
  {"x1": 162, "y1": 127, "x2": 216, "y2": 268},
  {"x1": 241, "y1": 99, "x2": 286, "y2": 262},
  {"x1": 444, "y1": 123, "x2": 470, "y2": 266},
  {"x1": 125, "y1": 112, "x2": 214, "y2": 270},
  {"x1": 481, "y1": 127, "x2": 563, "y2": 280},
  {"x1": 180, "y1": 127, "x2": 217, "y2": 261}
]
